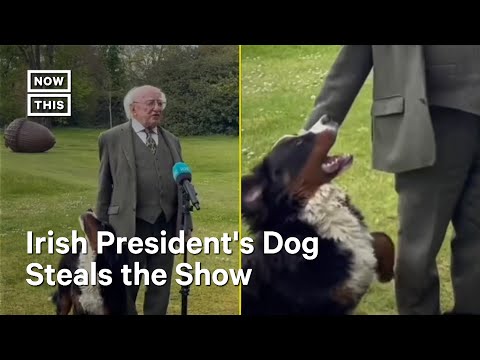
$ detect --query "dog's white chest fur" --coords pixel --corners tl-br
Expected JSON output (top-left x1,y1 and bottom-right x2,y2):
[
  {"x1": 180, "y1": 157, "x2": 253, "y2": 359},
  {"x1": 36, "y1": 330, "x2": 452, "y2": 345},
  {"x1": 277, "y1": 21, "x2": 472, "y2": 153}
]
[
  {"x1": 78, "y1": 245, "x2": 105, "y2": 315},
  {"x1": 299, "y1": 184, "x2": 377, "y2": 297}
]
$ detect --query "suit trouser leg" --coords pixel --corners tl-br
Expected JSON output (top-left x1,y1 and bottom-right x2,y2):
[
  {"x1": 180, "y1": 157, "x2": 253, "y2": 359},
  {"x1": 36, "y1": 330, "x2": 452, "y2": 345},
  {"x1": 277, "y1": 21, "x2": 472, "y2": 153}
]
[
  {"x1": 450, "y1": 129, "x2": 480, "y2": 314},
  {"x1": 143, "y1": 215, "x2": 175, "y2": 315},
  {"x1": 126, "y1": 219, "x2": 148, "y2": 315},
  {"x1": 394, "y1": 106, "x2": 480, "y2": 315},
  {"x1": 127, "y1": 216, "x2": 176, "y2": 315}
]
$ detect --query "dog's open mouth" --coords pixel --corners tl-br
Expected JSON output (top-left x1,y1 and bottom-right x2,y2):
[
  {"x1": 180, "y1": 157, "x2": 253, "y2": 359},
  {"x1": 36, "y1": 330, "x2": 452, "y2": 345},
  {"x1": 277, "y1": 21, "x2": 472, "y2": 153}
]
[{"x1": 321, "y1": 154, "x2": 353, "y2": 175}]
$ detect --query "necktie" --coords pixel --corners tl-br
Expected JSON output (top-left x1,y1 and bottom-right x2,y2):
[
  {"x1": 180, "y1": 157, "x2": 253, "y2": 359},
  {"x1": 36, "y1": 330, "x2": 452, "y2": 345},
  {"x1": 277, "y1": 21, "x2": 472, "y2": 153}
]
[{"x1": 145, "y1": 129, "x2": 157, "y2": 155}]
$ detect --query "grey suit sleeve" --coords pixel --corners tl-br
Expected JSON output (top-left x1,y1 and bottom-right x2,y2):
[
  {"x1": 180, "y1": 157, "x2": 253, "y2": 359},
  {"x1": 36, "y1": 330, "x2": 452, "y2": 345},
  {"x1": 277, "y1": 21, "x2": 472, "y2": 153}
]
[
  {"x1": 304, "y1": 45, "x2": 373, "y2": 130},
  {"x1": 95, "y1": 132, "x2": 112, "y2": 222}
]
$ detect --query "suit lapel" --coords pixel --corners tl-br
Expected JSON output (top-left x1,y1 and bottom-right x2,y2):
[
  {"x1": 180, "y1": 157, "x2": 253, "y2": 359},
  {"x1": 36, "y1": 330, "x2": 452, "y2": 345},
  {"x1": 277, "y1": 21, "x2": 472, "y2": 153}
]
[
  {"x1": 158, "y1": 126, "x2": 182, "y2": 164},
  {"x1": 157, "y1": 127, "x2": 184, "y2": 236},
  {"x1": 120, "y1": 121, "x2": 136, "y2": 175}
]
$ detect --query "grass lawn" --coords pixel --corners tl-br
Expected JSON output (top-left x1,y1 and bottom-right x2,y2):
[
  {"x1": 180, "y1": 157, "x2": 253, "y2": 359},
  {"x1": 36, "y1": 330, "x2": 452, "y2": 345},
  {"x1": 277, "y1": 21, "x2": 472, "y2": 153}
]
[
  {"x1": 0, "y1": 128, "x2": 240, "y2": 315},
  {"x1": 241, "y1": 45, "x2": 455, "y2": 315}
]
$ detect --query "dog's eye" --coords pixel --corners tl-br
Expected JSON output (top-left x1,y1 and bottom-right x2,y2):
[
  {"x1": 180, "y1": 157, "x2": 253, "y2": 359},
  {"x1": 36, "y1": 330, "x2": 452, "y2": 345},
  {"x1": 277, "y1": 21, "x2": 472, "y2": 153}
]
[
  {"x1": 295, "y1": 139, "x2": 303, "y2": 146},
  {"x1": 271, "y1": 168, "x2": 283, "y2": 180}
]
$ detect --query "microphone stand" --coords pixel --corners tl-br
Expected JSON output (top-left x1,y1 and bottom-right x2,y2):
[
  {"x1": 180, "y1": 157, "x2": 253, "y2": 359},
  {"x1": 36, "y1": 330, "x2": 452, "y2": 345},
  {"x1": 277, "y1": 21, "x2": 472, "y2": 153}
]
[{"x1": 179, "y1": 186, "x2": 194, "y2": 316}]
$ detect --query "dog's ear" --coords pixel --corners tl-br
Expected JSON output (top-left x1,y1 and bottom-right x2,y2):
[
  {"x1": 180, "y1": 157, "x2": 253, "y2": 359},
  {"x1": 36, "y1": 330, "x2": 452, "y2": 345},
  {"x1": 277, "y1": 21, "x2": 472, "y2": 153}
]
[
  {"x1": 79, "y1": 212, "x2": 102, "y2": 253},
  {"x1": 242, "y1": 174, "x2": 265, "y2": 214}
]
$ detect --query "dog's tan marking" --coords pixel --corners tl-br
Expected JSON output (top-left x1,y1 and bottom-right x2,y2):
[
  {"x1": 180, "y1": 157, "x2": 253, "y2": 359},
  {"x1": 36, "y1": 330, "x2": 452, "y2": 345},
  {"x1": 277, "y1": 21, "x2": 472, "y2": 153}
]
[
  {"x1": 371, "y1": 232, "x2": 395, "y2": 282},
  {"x1": 332, "y1": 285, "x2": 356, "y2": 306},
  {"x1": 81, "y1": 213, "x2": 99, "y2": 253},
  {"x1": 289, "y1": 131, "x2": 337, "y2": 200},
  {"x1": 72, "y1": 295, "x2": 84, "y2": 315},
  {"x1": 103, "y1": 305, "x2": 110, "y2": 315},
  {"x1": 57, "y1": 293, "x2": 73, "y2": 315}
]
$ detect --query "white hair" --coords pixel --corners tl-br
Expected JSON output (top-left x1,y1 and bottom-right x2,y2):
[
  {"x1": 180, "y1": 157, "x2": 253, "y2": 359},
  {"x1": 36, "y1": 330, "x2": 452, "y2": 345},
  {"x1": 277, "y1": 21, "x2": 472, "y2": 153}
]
[{"x1": 123, "y1": 85, "x2": 167, "y2": 121}]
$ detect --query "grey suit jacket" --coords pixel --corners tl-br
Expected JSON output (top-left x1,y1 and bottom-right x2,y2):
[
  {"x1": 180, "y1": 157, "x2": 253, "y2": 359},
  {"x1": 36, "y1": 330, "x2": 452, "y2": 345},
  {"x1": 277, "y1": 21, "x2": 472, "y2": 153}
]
[
  {"x1": 95, "y1": 121, "x2": 183, "y2": 240},
  {"x1": 305, "y1": 45, "x2": 435, "y2": 174}
]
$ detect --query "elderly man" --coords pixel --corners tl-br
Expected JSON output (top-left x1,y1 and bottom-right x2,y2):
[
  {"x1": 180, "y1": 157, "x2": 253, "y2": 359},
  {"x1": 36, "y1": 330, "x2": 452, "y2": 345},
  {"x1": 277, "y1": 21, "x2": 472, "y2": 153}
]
[
  {"x1": 96, "y1": 85, "x2": 183, "y2": 315},
  {"x1": 304, "y1": 45, "x2": 480, "y2": 315}
]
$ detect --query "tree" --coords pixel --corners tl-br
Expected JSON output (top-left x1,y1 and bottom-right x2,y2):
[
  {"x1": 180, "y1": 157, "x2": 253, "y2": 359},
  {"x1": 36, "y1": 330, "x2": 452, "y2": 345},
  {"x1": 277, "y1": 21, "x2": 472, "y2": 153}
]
[
  {"x1": 99, "y1": 45, "x2": 126, "y2": 128},
  {"x1": 16, "y1": 45, "x2": 56, "y2": 128}
]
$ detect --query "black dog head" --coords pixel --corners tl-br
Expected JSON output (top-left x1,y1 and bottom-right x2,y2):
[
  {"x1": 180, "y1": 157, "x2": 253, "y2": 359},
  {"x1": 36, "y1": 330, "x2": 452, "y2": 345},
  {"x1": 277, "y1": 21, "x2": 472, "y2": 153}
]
[
  {"x1": 79, "y1": 209, "x2": 117, "y2": 258},
  {"x1": 242, "y1": 115, "x2": 353, "y2": 231}
]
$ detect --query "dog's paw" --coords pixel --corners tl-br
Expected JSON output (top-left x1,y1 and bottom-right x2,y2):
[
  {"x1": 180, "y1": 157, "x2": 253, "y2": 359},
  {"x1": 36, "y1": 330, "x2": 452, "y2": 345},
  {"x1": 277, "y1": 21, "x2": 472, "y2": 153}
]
[{"x1": 371, "y1": 232, "x2": 395, "y2": 283}]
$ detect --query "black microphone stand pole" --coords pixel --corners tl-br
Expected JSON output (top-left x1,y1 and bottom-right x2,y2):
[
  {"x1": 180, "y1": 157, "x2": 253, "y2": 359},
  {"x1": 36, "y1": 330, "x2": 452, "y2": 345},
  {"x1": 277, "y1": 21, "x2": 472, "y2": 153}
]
[{"x1": 180, "y1": 186, "x2": 194, "y2": 316}]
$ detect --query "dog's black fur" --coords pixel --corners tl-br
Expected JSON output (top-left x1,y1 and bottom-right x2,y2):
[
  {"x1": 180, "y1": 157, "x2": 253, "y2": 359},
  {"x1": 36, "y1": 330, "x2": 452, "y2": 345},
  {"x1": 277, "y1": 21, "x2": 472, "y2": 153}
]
[
  {"x1": 52, "y1": 209, "x2": 129, "y2": 315},
  {"x1": 241, "y1": 115, "x2": 395, "y2": 315}
]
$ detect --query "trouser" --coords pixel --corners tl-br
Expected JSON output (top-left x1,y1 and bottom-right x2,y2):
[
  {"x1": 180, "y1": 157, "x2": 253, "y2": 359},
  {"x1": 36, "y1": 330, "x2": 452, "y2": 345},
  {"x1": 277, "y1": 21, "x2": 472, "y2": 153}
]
[
  {"x1": 394, "y1": 106, "x2": 480, "y2": 315},
  {"x1": 127, "y1": 214, "x2": 176, "y2": 315}
]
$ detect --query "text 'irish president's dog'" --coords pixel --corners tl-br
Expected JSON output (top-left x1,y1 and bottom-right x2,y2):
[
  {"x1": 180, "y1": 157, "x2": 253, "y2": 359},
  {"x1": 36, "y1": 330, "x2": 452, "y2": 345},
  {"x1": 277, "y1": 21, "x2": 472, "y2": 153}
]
[{"x1": 241, "y1": 115, "x2": 395, "y2": 315}]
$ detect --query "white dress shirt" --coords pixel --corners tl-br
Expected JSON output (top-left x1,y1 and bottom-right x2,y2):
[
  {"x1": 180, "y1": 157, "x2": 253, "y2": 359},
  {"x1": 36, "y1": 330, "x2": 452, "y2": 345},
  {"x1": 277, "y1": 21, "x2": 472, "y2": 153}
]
[{"x1": 131, "y1": 117, "x2": 159, "y2": 146}]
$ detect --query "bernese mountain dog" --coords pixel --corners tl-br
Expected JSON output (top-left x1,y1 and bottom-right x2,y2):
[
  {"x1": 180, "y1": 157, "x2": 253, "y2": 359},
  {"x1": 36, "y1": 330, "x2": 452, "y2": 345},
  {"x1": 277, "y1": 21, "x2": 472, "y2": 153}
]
[
  {"x1": 51, "y1": 209, "x2": 129, "y2": 315},
  {"x1": 241, "y1": 115, "x2": 395, "y2": 315}
]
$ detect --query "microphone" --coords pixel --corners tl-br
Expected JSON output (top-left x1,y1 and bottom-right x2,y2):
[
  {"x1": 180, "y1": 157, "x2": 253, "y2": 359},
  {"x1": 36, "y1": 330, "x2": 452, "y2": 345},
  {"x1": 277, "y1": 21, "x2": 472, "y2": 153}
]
[{"x1": 172, "y1": 162, "x2": 200, "y2": 210}]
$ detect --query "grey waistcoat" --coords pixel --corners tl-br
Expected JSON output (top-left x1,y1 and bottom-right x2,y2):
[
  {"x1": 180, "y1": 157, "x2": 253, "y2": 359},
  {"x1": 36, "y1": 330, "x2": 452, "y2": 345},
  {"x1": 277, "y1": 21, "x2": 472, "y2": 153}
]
[{"x1": 132, "y1": 129, "x2": 177, "y2": 224}]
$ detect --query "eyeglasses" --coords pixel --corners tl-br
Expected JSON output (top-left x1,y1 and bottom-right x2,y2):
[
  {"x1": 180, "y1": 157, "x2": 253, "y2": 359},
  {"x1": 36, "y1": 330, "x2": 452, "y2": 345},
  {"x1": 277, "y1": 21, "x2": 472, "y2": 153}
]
[{"x1": 133, "y1": 99, "x2": 166, "y2": 109}]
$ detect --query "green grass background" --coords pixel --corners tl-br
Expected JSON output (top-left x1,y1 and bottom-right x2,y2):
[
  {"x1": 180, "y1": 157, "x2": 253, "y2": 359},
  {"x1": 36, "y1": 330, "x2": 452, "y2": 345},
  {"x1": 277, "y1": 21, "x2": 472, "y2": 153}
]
[
  {"x1": 241, "y1": 45, "x2": 455, "y2": 314},
  {"x1": 0, "y1": 129, "x2": 239, "y2": 315}
]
